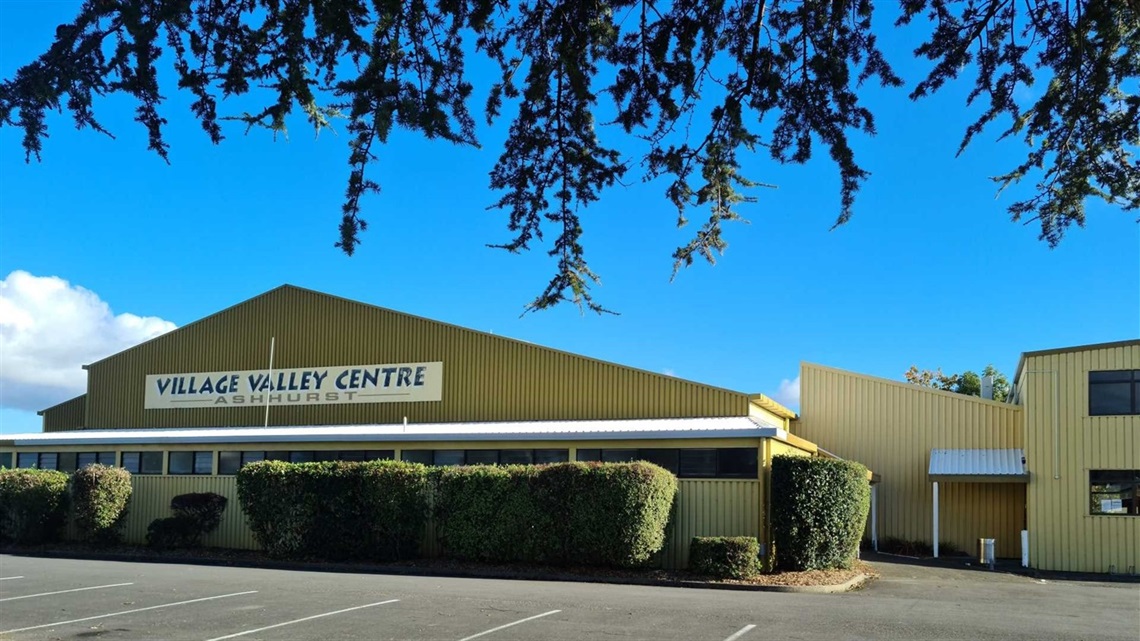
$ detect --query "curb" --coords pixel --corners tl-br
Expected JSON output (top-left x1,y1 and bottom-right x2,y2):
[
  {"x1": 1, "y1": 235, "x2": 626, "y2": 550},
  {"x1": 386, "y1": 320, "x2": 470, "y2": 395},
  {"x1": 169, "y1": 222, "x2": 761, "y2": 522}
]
[{"x1": 0, "y1": 548, "x2": 872, "y2": 594}]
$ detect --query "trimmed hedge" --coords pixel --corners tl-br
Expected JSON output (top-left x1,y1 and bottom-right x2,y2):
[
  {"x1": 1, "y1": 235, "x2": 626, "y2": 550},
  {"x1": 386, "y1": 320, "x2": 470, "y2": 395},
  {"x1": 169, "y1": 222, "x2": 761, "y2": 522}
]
[
  {"x1": 0, "y1": 468, "x2": 71, "y2": 544},
  {"x1": 689, "y1": 536, "x2": 760, "y2": 579},
  {"x1": 770, "y1": 455, "x2": 870, "y2": 571},
  {"x1": 147, "y1": 492, "x2": 228, "y2": 549},
  {"x1": 71, "y1": 465, "x2": 132, "y2": 544},
  {"x1": 433, "y1": 462, "x2": 677, "y2": 567},
  {"x1": 237, "y1": 460, "x2": 430, "y2": 561}
]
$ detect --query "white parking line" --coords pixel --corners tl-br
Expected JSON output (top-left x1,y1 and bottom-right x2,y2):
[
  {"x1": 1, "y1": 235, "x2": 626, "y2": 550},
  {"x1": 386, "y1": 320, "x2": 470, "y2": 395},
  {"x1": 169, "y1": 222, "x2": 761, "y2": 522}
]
[
  {"x1": 457, "y1": 610, "x2": 562, "y2": 641},
  {"x1": 0, "y1": 582, "x2": 134, "y2": 602},
  {"x1": 0, "y1": 590, "x2": 258, "y2": 635},
  {"x1": 723, "y1": 624, "x2": 757, "y2": 641},
  {"x1": 203, "y1": 599, "x2": 400, "y2": 641},
  {"x1": 0, "y1": 576, "x2": 24, "y2": 581}
]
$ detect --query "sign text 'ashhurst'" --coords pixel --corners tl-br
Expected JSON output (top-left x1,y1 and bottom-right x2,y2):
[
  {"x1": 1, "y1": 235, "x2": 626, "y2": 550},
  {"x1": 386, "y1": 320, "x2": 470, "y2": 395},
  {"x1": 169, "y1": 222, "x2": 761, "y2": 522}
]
[{"x1": 144, "y1": 362, "x2": 443, "y2": 409}]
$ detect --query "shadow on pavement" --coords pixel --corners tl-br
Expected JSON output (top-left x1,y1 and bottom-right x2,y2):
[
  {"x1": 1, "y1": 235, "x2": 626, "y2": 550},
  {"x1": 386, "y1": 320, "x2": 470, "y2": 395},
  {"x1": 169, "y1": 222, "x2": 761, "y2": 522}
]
[{"x1": 861, "y1": 551, "x2": 1140, "y2": 584}]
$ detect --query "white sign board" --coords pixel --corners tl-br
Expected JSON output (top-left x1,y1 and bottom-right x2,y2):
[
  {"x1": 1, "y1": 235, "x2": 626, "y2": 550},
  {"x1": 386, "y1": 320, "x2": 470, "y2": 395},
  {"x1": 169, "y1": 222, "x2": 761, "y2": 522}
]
[
  {"x1": 145, "y1": 362, "x2": 443, "y2": 409},
  {"x1": 1100, "y1": 498, "x2": 1124, "y2": 514}
]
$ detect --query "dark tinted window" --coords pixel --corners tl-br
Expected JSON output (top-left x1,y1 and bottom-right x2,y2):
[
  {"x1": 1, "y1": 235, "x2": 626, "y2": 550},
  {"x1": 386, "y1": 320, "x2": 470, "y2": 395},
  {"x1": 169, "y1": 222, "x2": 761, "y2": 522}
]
[
  {"x1": 535, "y1": 449, "x2": 569, "y2": 464},
  {"x1": 0, "y1": 452, "x2": 11, "y2": 469},
  {"x1": 170, "y1": 451, "x2": 212, "y2": 475},
  {"x1": 39, "y1": 453, "x2": 59, "y2": 471},
  {"x1": 500, "y1": 450, "x2": 534, "y2": 465},
  {"x1": 637, "y1": 449, "x2": 680, "y2": 474},
  {"x1": 717, "y1": 448, "x2": 759, "y2": 478},
  {"x1": 1089, "y1": 370, "x2": 1140, "y2": 415},
  {"x1": 56, "y1": 452, "x2": 76, "y2": 473},
  {"x1": 219, "y1": 451, "x2": 242, "y2": 475},
  {"x1": 193, "y1": 452, "x2": 213, "y2": 475},
  {"x1": 266, "y1": 451, "x2": 290, "y2": 461},
  {"x1": 601, "y1": 449, "x2": 637, "y2": 463},
  {"x1": 123, "y1": 452, "x2": 164, "y2": 474},
  {"x1": 289, "y1": 451, "x2": 314, "y2": 463},
  {"x1": 433, "y1": 450, "x2": 465, "y2": 466},
  {"x1": 465, "y1": 450, "x2": 499, "y2": 466},
  {"x1": 679, "y1": 449, "x2": 718, "y2": 478},
  {"x1": 576, "y1": 449, "x2": 601, "y2": 462},
  {"x1": 242, "y1": 451, "x2": 265, "y2": 466},
  {"x1": 401, "y1": 450, "x2": 433, "y2": 465},
  {"x1": 16, "y1": 453, "x2": 37, "y2": 468}
]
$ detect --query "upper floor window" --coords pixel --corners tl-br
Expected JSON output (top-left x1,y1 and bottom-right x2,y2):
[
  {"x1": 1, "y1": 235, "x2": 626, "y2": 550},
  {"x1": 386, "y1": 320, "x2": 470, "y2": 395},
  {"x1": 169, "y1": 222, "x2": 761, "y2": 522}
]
[
  {"x1": 1089, "y1": 370, "x2": 1140, "y2": 416},
  {"x1": 1090, "y1": 470, "x2": 1139, "y2": 516}
]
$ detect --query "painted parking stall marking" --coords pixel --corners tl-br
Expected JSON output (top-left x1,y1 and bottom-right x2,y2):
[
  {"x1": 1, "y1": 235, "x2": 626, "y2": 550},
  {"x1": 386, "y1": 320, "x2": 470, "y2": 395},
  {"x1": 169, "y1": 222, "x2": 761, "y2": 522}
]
[
  {"x1": 723, "y1": 624, "x2": 757, "y2": 641},
  {"x1": 0, "y1": 582, "x2": 134, "y2": 602},
  {"x1": 0, "y1": 576, "x2": 24, "y2": 581},
  {"x1": 204, "y1": 599, "x2": 400, "y2": 641},
  {"x1": 457, "y1": 610, "x2": 562, "y2": 641},
  {"x1": 0, "y1": 590, "x2": 259, "y2": 635}
]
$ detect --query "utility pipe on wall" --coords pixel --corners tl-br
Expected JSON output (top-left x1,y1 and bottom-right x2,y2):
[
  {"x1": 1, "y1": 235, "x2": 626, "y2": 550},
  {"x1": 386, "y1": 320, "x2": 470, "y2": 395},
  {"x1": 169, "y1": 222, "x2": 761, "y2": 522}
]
[{"x1": 932, "y1": 481, "x2": 939, "y2": 558}]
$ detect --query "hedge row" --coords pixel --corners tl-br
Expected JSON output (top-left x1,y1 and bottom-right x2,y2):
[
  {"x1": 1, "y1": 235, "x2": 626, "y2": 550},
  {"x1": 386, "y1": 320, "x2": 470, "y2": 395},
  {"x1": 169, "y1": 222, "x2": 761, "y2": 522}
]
[
  {"x1": 770, "y1": 455, "x2": 870, "y2": 571},
  {"x1": 689, "y1": 536, "x2": 760, "y2": 579},
  {"x1": 0, "y1": 468, "x2": 71, "y2": 544},
  {"x1": 237, "y1": 460, "x2": 430, "y2": 561},
  {"x1": 236, "y1": 460, "x2": 677, "y2": 568},
  {"x1": 1, "y1": 466, "x2": 135, "y2": 545},
  {"x1": 433, "y1": 462, "x2": 677, "y2": 567}
]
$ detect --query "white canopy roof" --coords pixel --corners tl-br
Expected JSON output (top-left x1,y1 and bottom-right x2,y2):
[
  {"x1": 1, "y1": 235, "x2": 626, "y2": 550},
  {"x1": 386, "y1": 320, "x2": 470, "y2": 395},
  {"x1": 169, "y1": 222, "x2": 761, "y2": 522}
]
[
  {"x1": 2, "y1": 416, "x2": 786, "y2": 446},
  {"x1": 928, "y1": 448, "x2": 1028, "y2": 482}
]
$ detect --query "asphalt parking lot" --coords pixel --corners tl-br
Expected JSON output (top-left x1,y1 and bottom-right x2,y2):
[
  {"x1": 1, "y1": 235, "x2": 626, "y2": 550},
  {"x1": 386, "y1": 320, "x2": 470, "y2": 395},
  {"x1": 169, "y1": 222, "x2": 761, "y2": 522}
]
[{"x1": 0, "y1": 554, "x2": 1136, "y2": 640}]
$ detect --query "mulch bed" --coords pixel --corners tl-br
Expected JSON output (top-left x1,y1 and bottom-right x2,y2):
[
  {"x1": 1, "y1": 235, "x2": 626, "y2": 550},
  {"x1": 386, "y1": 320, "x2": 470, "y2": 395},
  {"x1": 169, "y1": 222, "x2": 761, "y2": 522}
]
[{"x1": 1, "y1": 542, "x2": 874, "y2": 590}]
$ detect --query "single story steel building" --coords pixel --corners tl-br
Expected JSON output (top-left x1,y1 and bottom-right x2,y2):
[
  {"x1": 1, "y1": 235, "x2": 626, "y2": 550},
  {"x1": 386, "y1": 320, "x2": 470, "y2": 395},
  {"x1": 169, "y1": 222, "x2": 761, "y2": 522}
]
[{"x1": 4, "y1": 285, "x2": 1134, "y2": 574}]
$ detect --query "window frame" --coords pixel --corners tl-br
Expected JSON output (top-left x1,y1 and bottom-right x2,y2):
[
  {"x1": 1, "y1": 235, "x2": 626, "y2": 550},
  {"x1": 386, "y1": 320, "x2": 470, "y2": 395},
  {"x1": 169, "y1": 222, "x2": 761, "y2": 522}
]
[
  {"x1": 1089, "y1": 470, "x2": 1140, "y2": 516},
  {"x1": 169, "y1": 450, "x2": 214, "y2": 475},
  {"x1": 1089, "y1": 370, "x2": 1140, "y2": 416},
  {"x1": 121, "y1": 451, "x2": 164, "y2": 475}
]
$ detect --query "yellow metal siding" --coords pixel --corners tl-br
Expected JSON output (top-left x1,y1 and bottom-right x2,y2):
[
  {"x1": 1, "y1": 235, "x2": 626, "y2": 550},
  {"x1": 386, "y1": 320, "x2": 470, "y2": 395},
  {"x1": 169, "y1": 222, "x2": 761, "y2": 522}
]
[
  {"x1": 41, "y1": 395, "x2": 86, "y2": 432},
  {"x1": 85, "y1": 286, "x2": 748, "y2": 428},
  {"x1": 123, "y1": 476, "x2": 257, "y2": 549},
  {"x1": 793, "y1": 363, "x2": 1025, "y2": 557},
  {"x1": 1022, "y1": 345, "x2": 1140, "y2": 573},
  {"x1": 663, "y1": 480, "x2": 761, "y2": 569}
]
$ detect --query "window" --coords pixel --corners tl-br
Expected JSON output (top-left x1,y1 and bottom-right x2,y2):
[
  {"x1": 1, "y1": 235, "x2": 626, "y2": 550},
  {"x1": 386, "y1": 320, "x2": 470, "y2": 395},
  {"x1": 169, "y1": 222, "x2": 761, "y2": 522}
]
[
  {"x1": 464, "y1": 450, "x2": 500, "y2": 466},
  {"x1": 0, "y1": 452, "x2": 11, "y2": 469},
  {"x1": 77, "y1": 452, "x2": 116, "y2": 469},
  {"x1": 290, "y1": 451, "x2": 315, "y2": 463},
  {"x1": 169, "y1": 451, "x2": 213, "y2": 475},
  {"x1": 576, "y1": 447, "x2": 758, "y2": 478},
  {"x1": 401, "y1": 450, "x2": 433, "y2": 465},
  {"x1": 122, "y1": 452, "x2": 164, "y2": 475},
  {"x1": 15, "y1": 452, "x2": 59, "y2": 470},
  {"x1": 433, "y1": 450, "x2": 465, "y2": 466},
  {"x1": 534, "y1": 449, "x2": 569, "y2": 464},
  {"x1": 1090, "y1": 470, "x2": 1140, "y2": 516},
  {"x1": 500, "y1": 449, "x2": 533, "y2": 465},
  {"x1": 1089, "y1": 370, "x2": 1140, "y2": 416}
]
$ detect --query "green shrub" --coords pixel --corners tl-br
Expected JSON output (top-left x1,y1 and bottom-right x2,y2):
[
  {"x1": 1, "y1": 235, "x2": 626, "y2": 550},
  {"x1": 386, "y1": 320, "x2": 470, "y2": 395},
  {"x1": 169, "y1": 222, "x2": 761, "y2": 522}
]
[
  {"x1": 71, "y1": 465, "x2": 132, "y2": 544},
  {"x1": 146, "y1": 516, "x2": 199, "y2": 549},
  {"x1": 770, "y1": 455, "x2": 870, "y2": 571},
  {"x1": 0, "y1": 468, "x2": 71, "y2": 544},
  {"x1": 689, "y1": 537, "x2": 760, "y2": 579},
  {"x1": 170, "y1": 493, "x2": 228, "y2": 544},
  {"x1": 878, "y1": 536, "x2": 934, "y2": 557},
  {"x1": 237, "y1": 460, "x2": 430, "y2": 561},
  {"x1": 433, "y1": 461, "x2": 677, "y2": 568}
]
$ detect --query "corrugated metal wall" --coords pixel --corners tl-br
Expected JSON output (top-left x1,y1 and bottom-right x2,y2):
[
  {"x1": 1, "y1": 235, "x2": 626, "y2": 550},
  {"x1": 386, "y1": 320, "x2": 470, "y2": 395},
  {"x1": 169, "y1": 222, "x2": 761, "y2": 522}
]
[
  {"x1": 81, "y1": 286, "x2": 748, "y2": 429},
  {"x1": 113, "y1": 475, "x2": 758, "y2": 569},
  {"x1": 662, "y1": 480, "x2": 762, "y2": 569},
  {"x1": 123, "y1": 476, "x2": 257, "y2": 549},
  {"x1": 793, "y1": 363, "x2": 1025, "y2": 558},
  {"x1": 1021, "y1": 344, "x2": 1140, "y2": 573},
  {"x1": 41, "y1": 395, "x2": 85, "y2": 432}
]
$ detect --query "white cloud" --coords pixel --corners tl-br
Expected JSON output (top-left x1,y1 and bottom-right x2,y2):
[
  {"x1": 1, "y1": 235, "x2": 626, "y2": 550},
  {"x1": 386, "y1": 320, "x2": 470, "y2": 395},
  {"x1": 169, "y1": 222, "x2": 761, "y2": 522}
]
[
  {"x1": 0, "y1": 271, "x2": 176, "y2": 413},
  {"x1": 771, "y1": 376, "x2": 801, "y2": 410}
]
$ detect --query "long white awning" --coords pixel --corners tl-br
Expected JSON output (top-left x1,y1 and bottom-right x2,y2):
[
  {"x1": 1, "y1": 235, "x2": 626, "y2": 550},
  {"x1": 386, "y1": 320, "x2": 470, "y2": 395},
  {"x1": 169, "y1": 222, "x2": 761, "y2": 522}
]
[
  {"x1": 1, "y1": 416, "x2": 787, "y2": 446},
  {"x1": 928, "y1": 448, "x2": 1028, "y2": 483}
]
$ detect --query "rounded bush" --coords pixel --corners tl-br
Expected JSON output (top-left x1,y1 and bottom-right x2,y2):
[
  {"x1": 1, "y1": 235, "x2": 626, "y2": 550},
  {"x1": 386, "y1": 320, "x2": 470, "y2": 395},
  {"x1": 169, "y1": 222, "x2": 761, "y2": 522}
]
[
  {"x1": 770, "y1": 455, "x2": 870, "y2": 571},
  {"x1": 689, "y1": 536, "x2": 760, "y2": 579},
  {"x1": 71, "y1": 464, "x2": 132, "y2": 544},
  {"x1": 0, "y1": 468, "x2": 71, "y2": 544}
]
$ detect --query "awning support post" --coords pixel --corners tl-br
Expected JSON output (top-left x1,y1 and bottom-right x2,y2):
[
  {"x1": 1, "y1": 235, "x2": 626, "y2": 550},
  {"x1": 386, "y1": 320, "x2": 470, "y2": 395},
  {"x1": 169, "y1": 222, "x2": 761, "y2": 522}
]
[
  {"x1": 932, "y1": 481, "x2": 940, "y2": 559},
  {"x1": 871, "y1": 484, "x2": 879, "y2": 552}
]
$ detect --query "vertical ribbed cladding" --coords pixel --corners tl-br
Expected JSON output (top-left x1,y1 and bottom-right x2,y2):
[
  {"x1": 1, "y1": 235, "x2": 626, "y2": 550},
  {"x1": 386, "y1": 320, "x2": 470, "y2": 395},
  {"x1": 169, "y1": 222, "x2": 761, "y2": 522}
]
[
  {"x1": 82, "y1": 285, "x2": 749, "y2": 429},
  {"x1": 1023, "y1": 343, "x2": 1140, "y2": 573},
  {"x1": 792, "y1": 362, "x2": 1024, "y2": 556},
  {"x1": 120, "y1": 476, "x2": 258, "y2": 550},
  {"x1": 40, "y1": 394, "x2": 86, "y2": 432},
  {"x1": 662, "y1": 480, "x2": 761, "y2": 569}
]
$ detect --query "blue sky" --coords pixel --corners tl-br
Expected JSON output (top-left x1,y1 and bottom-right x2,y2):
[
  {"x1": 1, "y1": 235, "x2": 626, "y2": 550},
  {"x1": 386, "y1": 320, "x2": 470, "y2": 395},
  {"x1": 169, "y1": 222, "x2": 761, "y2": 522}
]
[{"x1": 1, "y1": 1, "x2": 1137, "y2": 434}]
